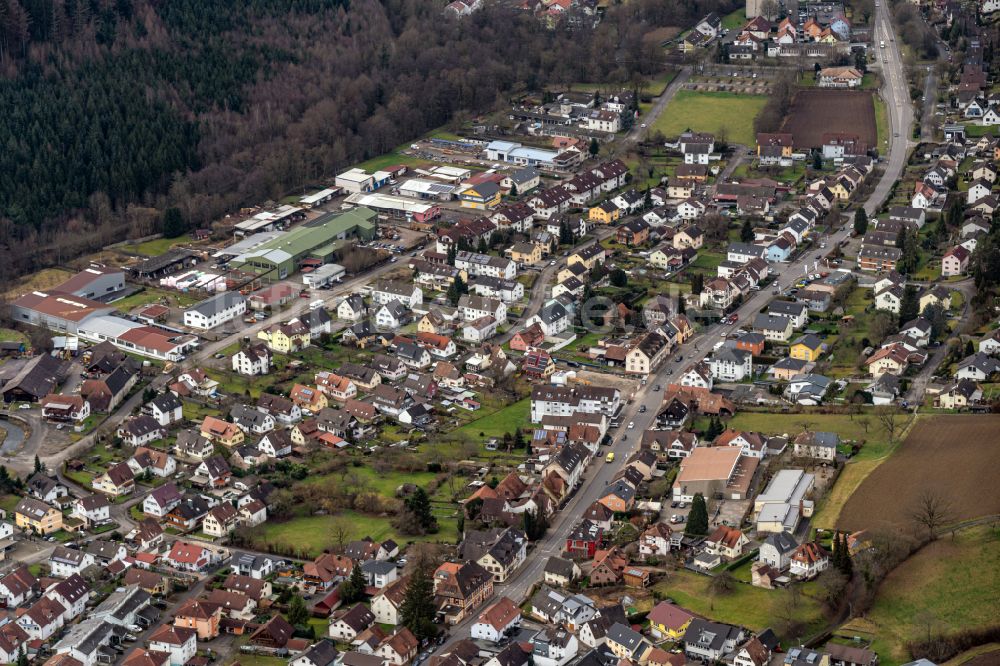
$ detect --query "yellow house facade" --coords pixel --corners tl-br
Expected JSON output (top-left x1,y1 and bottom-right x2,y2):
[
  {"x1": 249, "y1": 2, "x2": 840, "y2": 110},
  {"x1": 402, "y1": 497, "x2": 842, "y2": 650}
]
[
  {"x1": 510, "y1": 242, "x2": 542, "y2": 265},
  {"x1": 589, "y1": 202, "x2": 621, "y2": 224},
  {"x1": 790, "y1": 337, "x2": 825, "y2": 362},
  {"x1": 257, "y1": 325, "x2": 310, "y2": 354},
  {"x1": 827, "y1": 181, "x2": 852, "y2": 201},
  {"x1": 459, "y1": 184, "x2": 501, "y2": 210},
  {"x1": 15, "y1": 498, "x2": 64, "y2": 534}
]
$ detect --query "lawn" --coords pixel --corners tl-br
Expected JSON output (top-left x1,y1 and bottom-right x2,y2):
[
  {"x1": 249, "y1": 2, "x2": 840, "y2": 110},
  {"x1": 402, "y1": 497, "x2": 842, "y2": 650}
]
[
  {"x1": 250, "y1": 507, "x2": 459, "y2": 558},
  {"x1": 304, "y1": 466, "x2": 440, "y2": 500},
  {"x1": 727, "y1": 411, "x2": 889, "y2": 444},
  {"x1": 111, "y1": 287, "x2": 201, "y2": 311},
  {"x1": 0, "y1": 328, "x2": 27, "y2": 344},
  {"x1": 686, "y1": 250, "x2": 726, "y2": 273},
  {"x1": 652, "y1": 569, "x2": 826, "y2": 642},
  {"x1": 839, "y1": 525, "x2": 1000, "y2": 666},
  {"x1": 454, "y1": 397, "x2": 531, "y2": 440},
  {"x1": 721, "y1": 7, "x2": 747, "y2": 29},
  {"x1": 126, "y1": 234, "x2": 192, "y2": 257},
  {"x1": 0, "y1": 495, "x2": 20, "y2": 514},
  {"x1": 651, "y1": 91, "x2": 767, "y2": 146},
  {"x1": 874, "y1": 95, "x2": 889, "y2": 150},
  {"x1": 356, "y1": 150, "x2": 426, "y2": 173},
  {"x1": 1, "y1": 267, "x2": 73, "y2": 300}
]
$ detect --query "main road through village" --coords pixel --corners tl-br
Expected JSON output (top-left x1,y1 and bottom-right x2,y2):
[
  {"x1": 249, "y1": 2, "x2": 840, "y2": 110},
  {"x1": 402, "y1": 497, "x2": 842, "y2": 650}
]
[{"x1": 434, "y1": 2, "x2": 915, "y2": 650}]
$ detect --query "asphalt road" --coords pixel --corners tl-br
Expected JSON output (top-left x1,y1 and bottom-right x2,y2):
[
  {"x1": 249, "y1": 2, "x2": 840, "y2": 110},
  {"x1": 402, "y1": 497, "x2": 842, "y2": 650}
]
[{"x1": 865, "y1": 0, "x2": 914, "y2": 217}]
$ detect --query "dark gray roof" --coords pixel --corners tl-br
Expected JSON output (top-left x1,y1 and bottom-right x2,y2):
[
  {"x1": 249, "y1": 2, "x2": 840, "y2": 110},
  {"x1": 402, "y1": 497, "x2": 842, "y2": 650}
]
[
  {"x1": 606, "y1": 623, "x2": 644, "y2": 653},
  {"x1": 544, "y1": 556, "x2": 577, "y2": 579},
  {"x1": 299, "y1": 640, "x2": 339, "y2": 666},
  {"x1": 763, "y1": 531, "x2": 798, "y2": 555},
  {"x1": 189, "y1": 291, "x2": 245, "y2": 317},
  {"x1": 150, "y1": 392, "x2": 183, "y2": 413}
]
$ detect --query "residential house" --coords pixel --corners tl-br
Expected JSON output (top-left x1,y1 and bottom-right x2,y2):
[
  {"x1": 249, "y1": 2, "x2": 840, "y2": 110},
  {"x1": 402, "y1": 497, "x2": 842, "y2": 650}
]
[
  {"x1": 789, "y1": 541, "x2": 830, "y2": 578},
  {"x1": 433, "y1": 562, "x2": 494, "y2": 625}
]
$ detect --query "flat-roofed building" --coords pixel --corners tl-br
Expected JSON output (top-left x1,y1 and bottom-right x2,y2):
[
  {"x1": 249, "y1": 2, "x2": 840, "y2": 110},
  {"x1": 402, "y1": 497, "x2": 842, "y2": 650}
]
[
  {"x1": 754, "y1": 469, "x2": 815, "y2": 534},
  {"x1": 672, "y1": 447, "x2": 758, "y2": 502}
]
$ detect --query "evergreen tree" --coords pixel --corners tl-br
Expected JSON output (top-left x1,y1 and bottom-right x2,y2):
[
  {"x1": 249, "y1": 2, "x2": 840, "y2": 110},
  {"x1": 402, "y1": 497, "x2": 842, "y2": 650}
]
[
  {"x1": 513, "y1": 427, "x2": 525, "y2": 449},
  {"x1": 589, "y1": 137, "x2": 599, "y2": 157},
  {"x1": 287, "y1": 593, "x2": 309, "y2": 625},
  {"x1": 897, "y1": 226, "x2": 919, "y2": 274},
  {"x1": 446, "y1": 274, "x2": 467, "y2": 307},
  {"x1": 559, "y1": 220, "x2": 574, "y2": 245},
  {"x1": 33, "y1": 455, "x2": 43, "y2": 474},
  {"x1": 839, "y1": 533, "x2": 853, "y2": 576},
  {"x1": 509, "y1": 183, "x2": 518, "y2": 198},
  {"x1": 400, "y1": 565, "x2": 438, "y2": 641},
  {"x1": 899, "y1": 284, "x2": 919, "y2": 326},
  {"x1": 831, "y1": 531, "x2": 843, "y2": 571},
  {"x1": 740, "y1": 219, "x2": 754, "y2": 243},
  {"x1": 16, "y1": 648, "x2": 27, "y2": 666},
  {"x1": 690, "y1": 272, "x2": 704, "y2": 295},
  {"x1": 477, "y1": 237, "x2": 488, "y2": 254},
  {"x1": 644, "y1": 187, "x2": 652, "y2": 209},
  {"x1": 965, "y1": 339, "x2": 975, "y2": 356},
  {"x1": 405, "y1": 487, "x2": 438, "y2": 533},
  {"x1": 812, "y1": 152, "x2": 823, "y2": 170},
  {"x1": 853, "y1": 208, "x2": 868, "y2": 236},
  {"x1": 685, "y1": 493, "x2": 709, "y2": 536},
  {"x1": 609, "y1": 268, "x2": 627, "y2": 287},
  {"x1": 162, "y1": 207, "x2": 186, "y2": 238},
  {"x1": 340, "y1": 562, "x2": 366, "y2": 603},
  {"x1": 446, "y1": 243, "x2": 457, "y2": 266}
]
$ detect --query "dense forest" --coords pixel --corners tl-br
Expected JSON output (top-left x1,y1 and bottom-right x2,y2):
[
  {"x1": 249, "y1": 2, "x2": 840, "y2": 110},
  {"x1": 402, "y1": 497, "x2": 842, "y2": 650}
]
[{"x1": 0, "y1": 0, "x2": 735, "y2": 278}]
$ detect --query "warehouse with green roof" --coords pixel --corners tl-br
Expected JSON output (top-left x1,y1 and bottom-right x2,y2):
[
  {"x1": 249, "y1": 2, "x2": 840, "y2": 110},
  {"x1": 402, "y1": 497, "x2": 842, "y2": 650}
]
[{"x1": 229, "y1": 207, "x2": 377, "y2": 278}]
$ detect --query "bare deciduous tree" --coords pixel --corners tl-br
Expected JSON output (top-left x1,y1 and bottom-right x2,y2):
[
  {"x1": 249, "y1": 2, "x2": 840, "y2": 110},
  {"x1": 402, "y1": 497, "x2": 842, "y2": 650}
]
[
  {"x1": 875, "y1": 405, "x2": 905, "y2": 444},
  {"x1": 909, "y1": 489, "x2": 954, "y2": 538},
  {"x1": 708, "y1": 570, "x2": 735, "y2": 596}
]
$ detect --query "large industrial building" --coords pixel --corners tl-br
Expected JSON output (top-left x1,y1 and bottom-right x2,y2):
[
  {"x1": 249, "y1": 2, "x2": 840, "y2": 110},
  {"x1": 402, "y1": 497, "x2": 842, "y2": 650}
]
[
  {"x1": 10, "y1": 291, "x2": 115, "y2": 334},
  {"x1": 227, "y1": 207, "x2": 377, "y2": 278},
  {"x1": 10, "y1": 268, "x2": 200, "y2": 362},
  {"x1": 343, "y1": 192, "x2": 441, "y2": 223}
]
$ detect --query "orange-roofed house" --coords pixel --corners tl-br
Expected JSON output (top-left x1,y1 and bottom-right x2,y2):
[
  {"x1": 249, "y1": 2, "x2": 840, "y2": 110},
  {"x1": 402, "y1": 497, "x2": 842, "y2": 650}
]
[
  {"x1": 165, "y1": 541, "x2": 214, "y2": 573},
  {"x1": 590, "y1": 546, "x2": 628, "y2": 586},
  {"x1": 704, "y1": 526, "x2": 749, "y2": 560},
  {"x1": 510, "y1": 323, "x2": 545, "y2": 352},
  {"x1": 289, "y1": 384, "x2": 328, "y2": 414},
  {"x1": 790, "y1": 541, "x2": 829, "y2": 579},
  {"x1": 121, "y1": 649, "x2": 170, "y2": 666},
  {"x1": 173, "y1": 599, "x2": 222, "y2": 640},
  {"x1": 200, "y1": 416, "x2": 244, "y2": 447},
  {"x1": 376, "y1": 628, "x2": 420, "y2": 666},
  {"x1": 471, "y1": 596, "x2": 521, "y2": 643},
  {"x1": 315, "y1": 371, "x2": 358, "y2": 402}
]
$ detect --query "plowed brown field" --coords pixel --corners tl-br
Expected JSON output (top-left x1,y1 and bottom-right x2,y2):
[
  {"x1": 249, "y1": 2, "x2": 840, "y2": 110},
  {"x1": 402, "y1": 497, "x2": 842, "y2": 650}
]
[
  {"x1": 781, "y1": 89, "x2": 877, "y2": 149},
  {"x1": 836, "y1": 415, "x2": 1000, "y2": 531}
]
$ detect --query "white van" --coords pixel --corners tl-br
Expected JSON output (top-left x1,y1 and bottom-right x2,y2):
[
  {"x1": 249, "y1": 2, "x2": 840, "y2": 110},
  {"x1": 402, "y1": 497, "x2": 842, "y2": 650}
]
[{"x1": 309, "y1": 299, "x2": 324, "y2": 310}]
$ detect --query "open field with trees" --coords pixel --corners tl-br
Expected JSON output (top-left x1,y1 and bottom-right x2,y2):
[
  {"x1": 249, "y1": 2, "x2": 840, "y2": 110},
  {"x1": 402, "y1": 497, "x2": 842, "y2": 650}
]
[
  {"x1": 652, "y1": 569, "x2": 827, "y2": 643},
  {"x1": 839, "y1": 525, "x2": 1000, "y2": 666}
]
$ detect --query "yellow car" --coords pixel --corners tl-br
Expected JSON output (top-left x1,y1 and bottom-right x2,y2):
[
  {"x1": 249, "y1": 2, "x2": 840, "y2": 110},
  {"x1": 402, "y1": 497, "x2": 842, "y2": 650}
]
[{"x1": 606, "y1": 452, "x2": 615, "y2": 463}]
